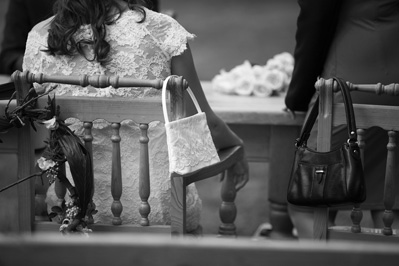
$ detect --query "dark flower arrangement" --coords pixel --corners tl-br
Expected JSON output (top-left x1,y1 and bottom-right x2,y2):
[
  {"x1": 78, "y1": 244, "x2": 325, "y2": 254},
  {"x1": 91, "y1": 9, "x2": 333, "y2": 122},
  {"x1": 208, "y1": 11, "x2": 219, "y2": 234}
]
[{"x1": 0, "y1": 86, "x2": 95, "y2": 236}]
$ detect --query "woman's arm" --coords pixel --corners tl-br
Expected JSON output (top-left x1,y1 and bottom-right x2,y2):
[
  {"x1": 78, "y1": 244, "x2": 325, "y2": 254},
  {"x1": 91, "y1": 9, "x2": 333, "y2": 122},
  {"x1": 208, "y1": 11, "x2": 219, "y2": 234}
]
[
  {"x1": 171, "y1": 44, "x2": 243, "y2": 149},
  {"x1": 285, "y1": 0, "x2": 343, "y2": 112},
  {"x1": 171, "y1": 45, "x2": 248, "y2": 190}
]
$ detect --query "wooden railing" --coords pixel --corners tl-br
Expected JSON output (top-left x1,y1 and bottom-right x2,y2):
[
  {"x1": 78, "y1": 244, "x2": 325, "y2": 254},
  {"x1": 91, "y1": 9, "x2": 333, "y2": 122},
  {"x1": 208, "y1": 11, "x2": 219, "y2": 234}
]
[
  {"x1": 1, "y1": 233, "x2": 399, "y2": 266},
  {"x1": 1, "y1": 71, "x2": 243, "y2": 236},
  {"x1": 314, "y1": 78, "x2": 399, "y2": 241}
]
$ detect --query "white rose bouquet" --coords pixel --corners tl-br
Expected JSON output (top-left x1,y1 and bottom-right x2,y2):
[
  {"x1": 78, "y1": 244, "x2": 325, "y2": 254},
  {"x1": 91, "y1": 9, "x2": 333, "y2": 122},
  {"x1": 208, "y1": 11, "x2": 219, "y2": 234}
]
[{"x1": 211, "y1": 52, "x2": 294, "y2": 97}]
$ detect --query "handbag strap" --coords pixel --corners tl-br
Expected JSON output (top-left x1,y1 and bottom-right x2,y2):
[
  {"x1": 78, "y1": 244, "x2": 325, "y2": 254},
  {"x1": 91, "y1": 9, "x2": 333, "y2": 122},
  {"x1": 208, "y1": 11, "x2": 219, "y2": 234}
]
[
  {"x1": 296, "y1": 77, "x2": 358, "y2": 147},
  {"x1": 161, "y1": 76, "x2": 202, "y2": 123}
]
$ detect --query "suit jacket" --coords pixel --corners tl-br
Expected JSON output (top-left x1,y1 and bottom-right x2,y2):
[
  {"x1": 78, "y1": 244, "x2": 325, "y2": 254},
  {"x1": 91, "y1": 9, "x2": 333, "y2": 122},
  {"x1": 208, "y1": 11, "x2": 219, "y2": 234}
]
[
  {"x1": 0, "y1": 0, "x2": 55, "y2": 75},
  {"x1": 284, "y1": 0, "x2": 343, "y2": 112}
]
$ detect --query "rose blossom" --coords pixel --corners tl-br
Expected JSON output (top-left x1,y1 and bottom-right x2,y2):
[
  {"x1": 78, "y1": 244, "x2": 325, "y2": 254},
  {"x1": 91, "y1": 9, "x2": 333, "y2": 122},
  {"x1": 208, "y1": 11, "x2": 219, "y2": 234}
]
[{"x1": 37, "y1": 157, "x2": 56, "y2": 171}]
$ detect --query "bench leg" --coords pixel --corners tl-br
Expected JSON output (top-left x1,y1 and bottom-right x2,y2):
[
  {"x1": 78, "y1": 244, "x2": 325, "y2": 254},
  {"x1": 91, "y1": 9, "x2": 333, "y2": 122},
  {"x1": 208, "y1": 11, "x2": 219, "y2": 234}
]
[
  {"x1": 267, "y1": 126, "x2": 299, "y2": 239},
  {"x1": 219, "y1": 168, "x2": 237, "y2": 236}
]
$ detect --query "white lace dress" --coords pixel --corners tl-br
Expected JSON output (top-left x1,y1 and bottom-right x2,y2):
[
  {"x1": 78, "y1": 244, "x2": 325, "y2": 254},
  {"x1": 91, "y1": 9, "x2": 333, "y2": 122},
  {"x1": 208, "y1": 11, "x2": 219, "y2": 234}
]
[{"x1": 23, "y1": 8, "x2": 202, "y2": 231}]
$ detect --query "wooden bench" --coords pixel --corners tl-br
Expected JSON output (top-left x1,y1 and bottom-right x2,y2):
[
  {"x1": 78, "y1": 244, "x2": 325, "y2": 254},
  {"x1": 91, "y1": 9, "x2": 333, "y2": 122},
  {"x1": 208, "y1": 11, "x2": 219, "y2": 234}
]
[
  {"x1": 314, "y1": 78, "x2": 399, "y2": 241},
  {"x1": 1, "y1": 233, "x2": 399, "y2": 266},
  {"x1": 0, "y1": 71, "x2": 243, "y2": 236}
]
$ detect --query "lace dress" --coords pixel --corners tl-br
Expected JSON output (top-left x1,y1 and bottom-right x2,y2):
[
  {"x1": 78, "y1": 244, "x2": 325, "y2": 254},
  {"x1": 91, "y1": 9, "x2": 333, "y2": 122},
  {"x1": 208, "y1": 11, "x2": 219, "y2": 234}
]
[{"x1": 23, "y1": 8, "x2": 202, "y2": 231}]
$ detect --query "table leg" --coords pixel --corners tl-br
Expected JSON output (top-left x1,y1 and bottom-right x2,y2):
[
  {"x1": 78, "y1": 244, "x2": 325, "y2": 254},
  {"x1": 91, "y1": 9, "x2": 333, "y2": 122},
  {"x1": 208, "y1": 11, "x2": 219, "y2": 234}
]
[{"x1": 267, "y1": 125, "x2": 300, "y2": 239}]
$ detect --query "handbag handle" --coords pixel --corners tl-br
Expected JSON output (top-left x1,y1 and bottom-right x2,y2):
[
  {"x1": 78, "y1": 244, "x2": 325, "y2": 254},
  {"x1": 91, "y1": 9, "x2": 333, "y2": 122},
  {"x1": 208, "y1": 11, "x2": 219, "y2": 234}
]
[
  {"x1": 296, "y1": 77, "x2": 358, "y2": 147},
  {"x1": 161, "y1": 76, "x2": 202, "y2": 123}
]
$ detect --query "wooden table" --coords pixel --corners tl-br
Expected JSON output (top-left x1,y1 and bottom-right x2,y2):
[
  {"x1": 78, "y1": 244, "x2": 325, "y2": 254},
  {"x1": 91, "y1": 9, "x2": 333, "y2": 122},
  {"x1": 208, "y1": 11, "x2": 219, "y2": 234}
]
[{"x1": 202, "y1": 81, "x2": 305, "y2": 238}]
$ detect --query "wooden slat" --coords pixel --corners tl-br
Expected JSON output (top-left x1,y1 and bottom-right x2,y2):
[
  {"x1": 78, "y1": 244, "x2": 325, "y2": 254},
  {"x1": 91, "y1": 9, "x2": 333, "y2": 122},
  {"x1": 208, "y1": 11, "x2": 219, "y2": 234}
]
[
  {"x1": 333, "y1": 104, "x2": 399, "y2": 131},
  {"x1": 37, "y1": 97, "x2": 165, "y2": 123},
  {"x1": 329, "y1": 226, "x2": 399, "y2": 243},
  {"x1": 111, "y1": 123, "x2": 123, "y2": 225},
  {"x1": 13, "y1": 72, "x2": 35, "y2": 232},
  {"x1": 34, "y1": 221, "x2": 170, "y2": 234},
  {"x1": 170, "y1": 176, "x2": 186, "y2": 235},
  {"x1": 138, "y1": 123, "x2": 151, "y2": 226},
  {"x1": 1, "y1": 234, "x2": 399, "y2": 266}
]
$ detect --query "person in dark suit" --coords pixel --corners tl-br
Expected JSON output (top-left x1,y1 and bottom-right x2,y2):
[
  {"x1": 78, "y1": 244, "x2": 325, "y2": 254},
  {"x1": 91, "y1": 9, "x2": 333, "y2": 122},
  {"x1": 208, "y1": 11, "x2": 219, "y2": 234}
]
[
  {"x1": 0, "y1": 0, "x2": 56, "y2": 75},
  {"x1": 285, "y1": 0, "x2": 342, "y2": 112},
  {"x1": 285, "y1": 0, "x2": 399, "y2": 239}
]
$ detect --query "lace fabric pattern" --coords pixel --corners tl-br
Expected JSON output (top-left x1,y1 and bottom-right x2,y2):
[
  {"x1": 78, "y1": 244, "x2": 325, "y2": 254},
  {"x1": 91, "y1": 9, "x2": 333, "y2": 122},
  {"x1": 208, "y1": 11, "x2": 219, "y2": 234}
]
[
  {"x1": 166, "y1": 113, "x2": 220, "y2": 174},
  {"x1": 26, "y1": 8, "x2": 201, "y2": 231}
]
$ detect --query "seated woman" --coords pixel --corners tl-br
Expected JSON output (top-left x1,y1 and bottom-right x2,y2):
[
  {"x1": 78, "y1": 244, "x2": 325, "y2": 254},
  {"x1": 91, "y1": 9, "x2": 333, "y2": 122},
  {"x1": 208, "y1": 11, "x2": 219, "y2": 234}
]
[{"x1": 23, "y1": 0, "x2": 248, "y2": 233}]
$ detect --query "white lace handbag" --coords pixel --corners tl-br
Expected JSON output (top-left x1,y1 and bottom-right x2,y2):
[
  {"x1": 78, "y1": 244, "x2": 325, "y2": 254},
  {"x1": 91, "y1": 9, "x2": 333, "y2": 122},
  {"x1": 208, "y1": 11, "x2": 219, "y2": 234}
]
[{"x1": 162, "y1": 76, "x2": 220, "y2": 175}]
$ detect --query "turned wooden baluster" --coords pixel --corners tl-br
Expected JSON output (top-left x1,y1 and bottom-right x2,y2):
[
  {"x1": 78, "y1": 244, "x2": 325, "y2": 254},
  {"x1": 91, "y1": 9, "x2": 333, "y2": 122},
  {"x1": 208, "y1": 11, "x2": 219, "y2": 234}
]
[
  {"x1": 83, "y1": 122, "x2": 94, "y2": 157},
  {"x1": 351, "y1": 128, "x2": 366, "y2": 233},
  {"x1": 26, "y1": 72, "x2": 162, "y2": 90},
  {"x1": 330, "y1": 81, "x2": 399, "y2": 96},
  {"x1": 111, "y1": 123, "x2": 123, "y2": 225},
  {"x1": 382, "y1": 131, "x2": 397, "y2": 236},
  {"x1": 83, "y1": 122, "x2": 95, "y2": 224},
  {"x1": 219, "y1": 169, "x2": 237, "y2": 236},
  {"x1": 139, "y1": 123, "x2": 151, "y2": 226}
]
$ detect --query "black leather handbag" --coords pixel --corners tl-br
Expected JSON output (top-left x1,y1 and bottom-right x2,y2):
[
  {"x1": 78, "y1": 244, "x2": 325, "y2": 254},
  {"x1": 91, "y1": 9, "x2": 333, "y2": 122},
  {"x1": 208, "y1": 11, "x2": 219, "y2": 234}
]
[{"x1": 287, "y1": 77, "x2": 366, "y2": 207}]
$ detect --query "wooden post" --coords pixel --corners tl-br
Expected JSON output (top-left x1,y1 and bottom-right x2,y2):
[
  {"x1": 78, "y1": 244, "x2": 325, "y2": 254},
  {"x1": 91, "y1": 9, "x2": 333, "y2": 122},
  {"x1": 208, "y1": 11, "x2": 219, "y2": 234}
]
[
  {"x1": 169, "y1": 76, "x2": 187, "y2": 235},
  {"x1": 111, "y1": 122, "x2": 123, "y2": 225},
  {"x1": 11, "y1": 70, "x2": 35, "y2": 233},
  {"x1": 268, "y1": 125, "x2": 297, "y2": 239},
  {"x1": 313, "y1": 78, "x2": 334, "y2": 240},
  {"x1": 139, "y1": 123, "x2": 151, "y2": 226}
]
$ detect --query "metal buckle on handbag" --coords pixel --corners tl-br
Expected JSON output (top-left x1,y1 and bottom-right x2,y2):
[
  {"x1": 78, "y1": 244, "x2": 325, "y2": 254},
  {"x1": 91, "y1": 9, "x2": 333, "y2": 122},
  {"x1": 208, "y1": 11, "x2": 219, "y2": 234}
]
[
  {"x1": 315, "y1": 169, "x2": 325, "y2": 184},
  {"x1": 347, "y1": 138, "x2": 358, "y2": 146}
]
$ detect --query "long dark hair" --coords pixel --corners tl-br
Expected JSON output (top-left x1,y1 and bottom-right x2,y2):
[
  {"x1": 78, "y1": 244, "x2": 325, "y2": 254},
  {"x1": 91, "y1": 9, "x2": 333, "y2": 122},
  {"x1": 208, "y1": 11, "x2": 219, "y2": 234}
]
[{"x1": 46, "y1": 0, "x2": 153, "y2": 64}]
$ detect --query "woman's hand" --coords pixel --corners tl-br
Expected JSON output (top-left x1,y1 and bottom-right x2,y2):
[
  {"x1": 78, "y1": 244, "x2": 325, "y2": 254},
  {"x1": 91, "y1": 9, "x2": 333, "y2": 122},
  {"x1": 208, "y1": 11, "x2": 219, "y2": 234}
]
[
  {"x1": 221, "y1": 153, "x2": 249, "y2": 192},
  {"x1": 231, "y1": 156, "x2": 249, "y2": 192}
]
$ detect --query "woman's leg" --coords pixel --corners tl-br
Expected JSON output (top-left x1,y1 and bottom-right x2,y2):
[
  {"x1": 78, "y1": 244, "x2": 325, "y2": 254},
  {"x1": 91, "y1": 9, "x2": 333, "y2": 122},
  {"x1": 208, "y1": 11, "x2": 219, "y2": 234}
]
[{"x1": 288, "y1": 204, "x2": 314, "y2": 239}]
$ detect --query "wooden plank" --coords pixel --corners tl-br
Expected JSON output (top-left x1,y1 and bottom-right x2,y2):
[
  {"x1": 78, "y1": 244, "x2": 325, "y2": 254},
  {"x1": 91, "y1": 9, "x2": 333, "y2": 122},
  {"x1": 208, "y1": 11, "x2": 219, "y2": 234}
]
[
  {"x1": 34, "y1": 222, "x2": 170, "y2": 234},
  {"x1": 1, "y1": 234, "x2": 399, "y2": 266},
  {"x1": 333, "y1": 104, "x2": 399, "y2": 131},
  {"x1": 329, "y1": 226, "x2": 399, "y2": 243},
  {"x1": 37, "y1": 97, "x2": 165, "y2": 123},
  {"x1": 13, "y1": 72, "x2": 35, "y2": 233}
]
